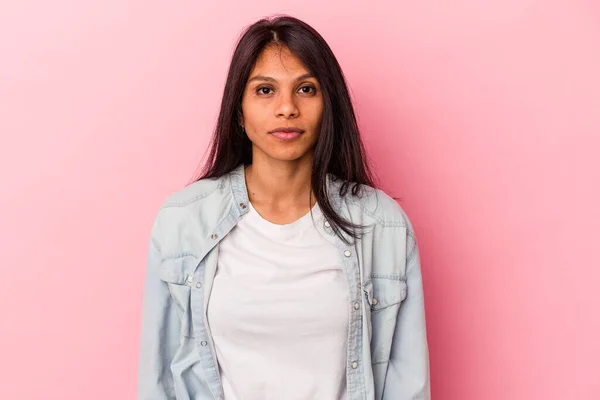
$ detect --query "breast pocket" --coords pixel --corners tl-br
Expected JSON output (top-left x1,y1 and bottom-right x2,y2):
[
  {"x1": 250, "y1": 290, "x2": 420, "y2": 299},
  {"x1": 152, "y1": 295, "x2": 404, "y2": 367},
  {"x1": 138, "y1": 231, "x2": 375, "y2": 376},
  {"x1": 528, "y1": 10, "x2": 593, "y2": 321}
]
[
  {"x1": 363, "y1": 277, "x2": 408, "y2": 364},
  {"x1": 158, "y1": 256, "x2": 199, "y2": 338}
]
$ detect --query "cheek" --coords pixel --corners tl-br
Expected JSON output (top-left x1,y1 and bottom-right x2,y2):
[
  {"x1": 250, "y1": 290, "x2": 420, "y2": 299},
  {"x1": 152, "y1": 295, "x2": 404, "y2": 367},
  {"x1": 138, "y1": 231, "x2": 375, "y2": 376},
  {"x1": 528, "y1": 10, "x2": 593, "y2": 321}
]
[
  {"x1": 242, "y1": 103, "x2": 269, "y2": 129},
  {"x1": 310, "y1": 100, "x2": 324, "y2": 123}
]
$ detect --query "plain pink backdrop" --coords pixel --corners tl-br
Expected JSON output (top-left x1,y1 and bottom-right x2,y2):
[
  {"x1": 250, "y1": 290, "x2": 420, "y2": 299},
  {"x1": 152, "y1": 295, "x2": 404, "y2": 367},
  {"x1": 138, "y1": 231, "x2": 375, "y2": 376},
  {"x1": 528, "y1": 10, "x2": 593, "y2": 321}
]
[{"x1": 1, "y1": 1, "x2": 599, "y2": 399}]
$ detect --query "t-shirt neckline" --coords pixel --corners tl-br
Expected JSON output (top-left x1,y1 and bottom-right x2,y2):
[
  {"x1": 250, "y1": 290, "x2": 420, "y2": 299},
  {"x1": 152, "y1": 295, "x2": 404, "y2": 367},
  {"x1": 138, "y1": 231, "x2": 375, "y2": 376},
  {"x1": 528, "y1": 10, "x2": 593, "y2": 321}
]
[{"x1": 247, "y1": 201, "x2": 322, "y2": 232}]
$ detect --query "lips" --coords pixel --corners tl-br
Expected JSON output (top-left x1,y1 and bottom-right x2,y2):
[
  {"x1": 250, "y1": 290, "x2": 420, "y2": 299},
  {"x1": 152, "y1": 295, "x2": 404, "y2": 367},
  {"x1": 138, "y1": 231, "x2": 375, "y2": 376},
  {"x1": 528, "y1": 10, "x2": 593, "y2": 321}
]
[
  {"x1": 268, "y1": 127, "x2": 305, "y2": 134},
  {"x1": 268, "y1": 127, "x2": 305, "y2": 141}
]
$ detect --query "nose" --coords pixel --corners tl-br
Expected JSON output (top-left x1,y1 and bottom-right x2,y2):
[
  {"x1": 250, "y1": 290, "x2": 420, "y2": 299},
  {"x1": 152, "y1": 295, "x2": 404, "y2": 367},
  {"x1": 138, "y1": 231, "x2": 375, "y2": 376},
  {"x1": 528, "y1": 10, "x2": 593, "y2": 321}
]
[{"x1": 275, "y1": 91, "x2": 299, "y2": 119}]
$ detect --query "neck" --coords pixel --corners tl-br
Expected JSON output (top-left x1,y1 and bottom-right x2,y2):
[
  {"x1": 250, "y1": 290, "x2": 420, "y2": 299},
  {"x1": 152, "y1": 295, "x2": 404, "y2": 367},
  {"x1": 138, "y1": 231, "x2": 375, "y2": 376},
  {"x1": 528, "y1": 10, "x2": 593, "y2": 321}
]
[{"x1": 244, "y1": 154, "x2": 315, "y2": 210}]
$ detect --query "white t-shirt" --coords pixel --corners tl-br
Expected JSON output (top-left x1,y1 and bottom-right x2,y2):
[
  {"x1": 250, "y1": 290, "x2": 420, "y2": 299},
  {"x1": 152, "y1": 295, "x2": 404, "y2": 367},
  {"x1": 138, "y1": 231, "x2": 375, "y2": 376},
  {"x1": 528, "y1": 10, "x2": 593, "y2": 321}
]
[{"x1": 207, "y1": 201, "x2": 349, "y2": 400}]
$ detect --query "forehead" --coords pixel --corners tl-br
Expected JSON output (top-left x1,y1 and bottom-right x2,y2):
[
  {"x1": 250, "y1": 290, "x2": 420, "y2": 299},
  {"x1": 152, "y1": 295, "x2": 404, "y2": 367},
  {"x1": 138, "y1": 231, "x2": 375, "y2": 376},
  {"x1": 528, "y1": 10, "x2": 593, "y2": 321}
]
[{"x1": 251, "y1": 44, "x2": 309, "y2": 75}]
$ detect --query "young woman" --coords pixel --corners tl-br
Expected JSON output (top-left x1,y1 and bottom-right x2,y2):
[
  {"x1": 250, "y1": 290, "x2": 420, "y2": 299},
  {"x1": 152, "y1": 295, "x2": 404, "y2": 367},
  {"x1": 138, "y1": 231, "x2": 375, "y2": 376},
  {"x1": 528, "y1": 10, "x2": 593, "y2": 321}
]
[{"x1": 138, "y1": 15, "x2": 430, "y2": 400}]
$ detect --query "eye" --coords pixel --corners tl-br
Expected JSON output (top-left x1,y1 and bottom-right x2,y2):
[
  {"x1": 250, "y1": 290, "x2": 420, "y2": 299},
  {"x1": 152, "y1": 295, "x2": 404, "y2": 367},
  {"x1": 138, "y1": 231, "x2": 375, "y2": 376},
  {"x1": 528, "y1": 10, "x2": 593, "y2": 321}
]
[
  {"x1": 256, "y1": 86, "x2": 273, "y2": 95},
  {"x1": 298, "y1": 85, "x2": 316, "y2": 95}
]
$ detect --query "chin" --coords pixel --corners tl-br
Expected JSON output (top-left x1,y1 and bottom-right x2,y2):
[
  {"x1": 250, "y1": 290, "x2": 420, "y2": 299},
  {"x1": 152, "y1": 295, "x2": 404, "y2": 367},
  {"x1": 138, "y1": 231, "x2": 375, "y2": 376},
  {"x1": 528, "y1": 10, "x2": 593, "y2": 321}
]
[
  {"x1": 252, "y1": 142, "x2": 315, "y2": 163},
  {"x1": 263, "y1": 149, "x2": 311, "y2": 162},
  {"x1": 270, "y1": 154, "x2": 307, "y2": 162}
]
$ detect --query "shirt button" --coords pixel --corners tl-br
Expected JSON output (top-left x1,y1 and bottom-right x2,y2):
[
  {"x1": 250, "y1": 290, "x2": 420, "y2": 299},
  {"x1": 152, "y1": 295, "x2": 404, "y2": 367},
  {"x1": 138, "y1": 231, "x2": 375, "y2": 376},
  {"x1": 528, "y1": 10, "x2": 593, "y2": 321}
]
[
  {"x1": 351, "y1": 361, "x2": 358, "y2": 369},
  {"x1": 353, "y1": 302, "x2": 360, "y2": 310},
  {"x1": 324, "y1": 221, "x2": 331, "y2": 228},
  {"x1": 371, "y1": 298, "x2": 378, "y2": 306},
  {"x1": 240, "y1": 203, "x2": 247, "y2": 209},
  {"x1": 201, "y1": 341, "x2": 208, "y2": 346},
  {"x1": 186, "y1": 276, "x2": 193, "y2": 284},
  {"x1": 196, "y1": 282, "x2": 202, "y2": 289},
  {"x1": 344, "y1": 250, "x2": 351, "y2": 257},
  {"x1": 210, "y1": 233, "x2": 218, "y2": 240}
]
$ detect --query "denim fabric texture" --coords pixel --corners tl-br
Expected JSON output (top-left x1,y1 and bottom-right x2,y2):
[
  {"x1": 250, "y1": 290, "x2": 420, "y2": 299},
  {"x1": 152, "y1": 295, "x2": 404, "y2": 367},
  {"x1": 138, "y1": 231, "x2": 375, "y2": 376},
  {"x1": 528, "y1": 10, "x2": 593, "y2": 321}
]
[{"x1": 138, "y1": 164, "x2": 430, "y2": 400}]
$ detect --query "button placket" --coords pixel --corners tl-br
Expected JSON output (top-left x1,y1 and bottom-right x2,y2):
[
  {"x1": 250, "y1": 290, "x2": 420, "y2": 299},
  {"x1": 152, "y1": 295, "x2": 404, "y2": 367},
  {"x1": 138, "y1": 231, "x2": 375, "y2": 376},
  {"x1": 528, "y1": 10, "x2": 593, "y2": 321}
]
[
  {"x1": 190, "y1": 276, "x2": 223, "y2": 398},
  {"x1": 336, "y1": 240, "x2": 365, "y2": 391}
]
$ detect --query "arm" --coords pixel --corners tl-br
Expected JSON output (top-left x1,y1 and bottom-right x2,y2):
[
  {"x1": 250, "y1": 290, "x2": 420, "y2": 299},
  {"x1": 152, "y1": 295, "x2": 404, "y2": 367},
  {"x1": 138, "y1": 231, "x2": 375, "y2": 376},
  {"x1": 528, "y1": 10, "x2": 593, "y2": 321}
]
[
  {"x1": 382, "y1": 227, "x2": 431, "y2": 400},
  {"x1": 137, "y1": 237, "x2": 180, "y2": 400}
]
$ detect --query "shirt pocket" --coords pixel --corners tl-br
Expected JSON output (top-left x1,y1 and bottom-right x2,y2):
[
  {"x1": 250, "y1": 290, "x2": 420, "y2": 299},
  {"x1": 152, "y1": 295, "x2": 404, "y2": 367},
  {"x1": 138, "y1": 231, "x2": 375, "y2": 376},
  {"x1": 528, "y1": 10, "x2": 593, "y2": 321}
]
[
  {"x1": 158, "y1": 256, "x2": 198, "y2": 338},
  {"x1": 364, "y1": 277, "x2": 408, "y2": 364}
]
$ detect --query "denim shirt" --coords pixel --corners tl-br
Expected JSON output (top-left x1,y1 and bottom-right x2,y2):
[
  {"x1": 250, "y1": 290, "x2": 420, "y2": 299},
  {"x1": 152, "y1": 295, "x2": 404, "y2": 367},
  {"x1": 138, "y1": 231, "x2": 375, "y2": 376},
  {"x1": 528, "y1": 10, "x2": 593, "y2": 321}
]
[{"x1": 138, "y1": 164, "x2": 430, "y2": 400}]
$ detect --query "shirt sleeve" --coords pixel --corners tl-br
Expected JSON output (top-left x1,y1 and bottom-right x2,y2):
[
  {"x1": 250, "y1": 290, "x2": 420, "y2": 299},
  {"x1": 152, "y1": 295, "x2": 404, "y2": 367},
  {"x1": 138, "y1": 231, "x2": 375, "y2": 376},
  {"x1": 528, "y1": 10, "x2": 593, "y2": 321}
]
[
  {"x1": 137, "y1": 236, "x2": 180, "y2": 400},
  {"x1": 382, "y1": 224, "x2": 431, "y2": 400}
]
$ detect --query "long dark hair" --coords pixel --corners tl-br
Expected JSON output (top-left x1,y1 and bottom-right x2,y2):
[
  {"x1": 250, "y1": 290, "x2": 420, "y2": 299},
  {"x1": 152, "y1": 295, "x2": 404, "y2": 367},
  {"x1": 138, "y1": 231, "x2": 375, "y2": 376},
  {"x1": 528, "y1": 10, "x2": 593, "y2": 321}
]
[{"x1": 197, "y1": 15, "x2": 376, "y2": 241}]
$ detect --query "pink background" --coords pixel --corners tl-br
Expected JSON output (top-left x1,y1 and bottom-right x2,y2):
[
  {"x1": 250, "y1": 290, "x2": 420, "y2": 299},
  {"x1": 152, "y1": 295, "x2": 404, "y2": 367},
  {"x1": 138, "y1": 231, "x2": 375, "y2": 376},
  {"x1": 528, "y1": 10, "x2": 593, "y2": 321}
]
[{"x1": 1, "y1": 1, "x2": 599, "y2": 399}]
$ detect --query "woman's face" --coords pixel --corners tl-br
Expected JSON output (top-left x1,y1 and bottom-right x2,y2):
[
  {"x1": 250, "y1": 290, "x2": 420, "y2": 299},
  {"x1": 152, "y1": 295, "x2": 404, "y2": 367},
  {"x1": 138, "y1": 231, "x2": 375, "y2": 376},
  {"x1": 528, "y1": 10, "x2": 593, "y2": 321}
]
[{"x1": 240, "y1": 44, "x2": 324, "y2": 164}]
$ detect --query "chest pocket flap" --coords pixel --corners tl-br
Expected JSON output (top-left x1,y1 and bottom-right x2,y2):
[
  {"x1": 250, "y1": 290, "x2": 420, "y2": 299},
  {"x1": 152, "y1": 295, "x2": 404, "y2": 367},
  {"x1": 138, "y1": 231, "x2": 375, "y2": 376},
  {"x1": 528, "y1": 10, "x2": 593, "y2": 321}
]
[
  {"x1": 367, "y1": 278, "x2": 407, "y2": 311},
  {"x1": 158, "y1": 255, "x2": 199, "y2": 285},
  {"x1": 157, "y1": 255, "x2": 199, "y2": 338}
]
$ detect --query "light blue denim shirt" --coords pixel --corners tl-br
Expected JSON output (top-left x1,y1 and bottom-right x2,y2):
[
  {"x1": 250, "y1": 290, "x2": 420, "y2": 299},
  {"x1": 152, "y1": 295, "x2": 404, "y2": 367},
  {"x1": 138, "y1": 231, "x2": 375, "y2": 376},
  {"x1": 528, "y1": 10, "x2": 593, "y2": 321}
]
[{"x1": 138, "y1": 164, "x2": 430, "y2": 400}]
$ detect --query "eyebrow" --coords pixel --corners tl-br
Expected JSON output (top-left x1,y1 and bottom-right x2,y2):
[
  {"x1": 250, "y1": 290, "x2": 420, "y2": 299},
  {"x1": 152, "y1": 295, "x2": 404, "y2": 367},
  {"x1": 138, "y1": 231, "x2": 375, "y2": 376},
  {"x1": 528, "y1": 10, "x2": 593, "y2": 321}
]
[{"x1": 247, "y1": 73, "x2": 316, "y2": 84}]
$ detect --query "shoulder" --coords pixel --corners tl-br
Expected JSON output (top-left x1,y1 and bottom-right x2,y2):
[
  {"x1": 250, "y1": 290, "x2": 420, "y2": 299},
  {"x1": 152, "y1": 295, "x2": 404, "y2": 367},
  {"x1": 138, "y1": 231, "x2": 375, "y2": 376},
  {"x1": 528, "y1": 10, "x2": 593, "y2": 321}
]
[
  {"x1": 343, "y1": 183, "x2": 421, "y2": 265},
  {"x1": 149, "y1": 174, "x2": 231, "y2": 248},
  {"x1": 150, "y1": 174, "x2": 229, "y2": 232},
  {"x1": 160, "y1": 175, "x2": 227, "y2": 209},
  {"x1": 334, "y1": 179, "x2": 415, "y2": 233}
]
